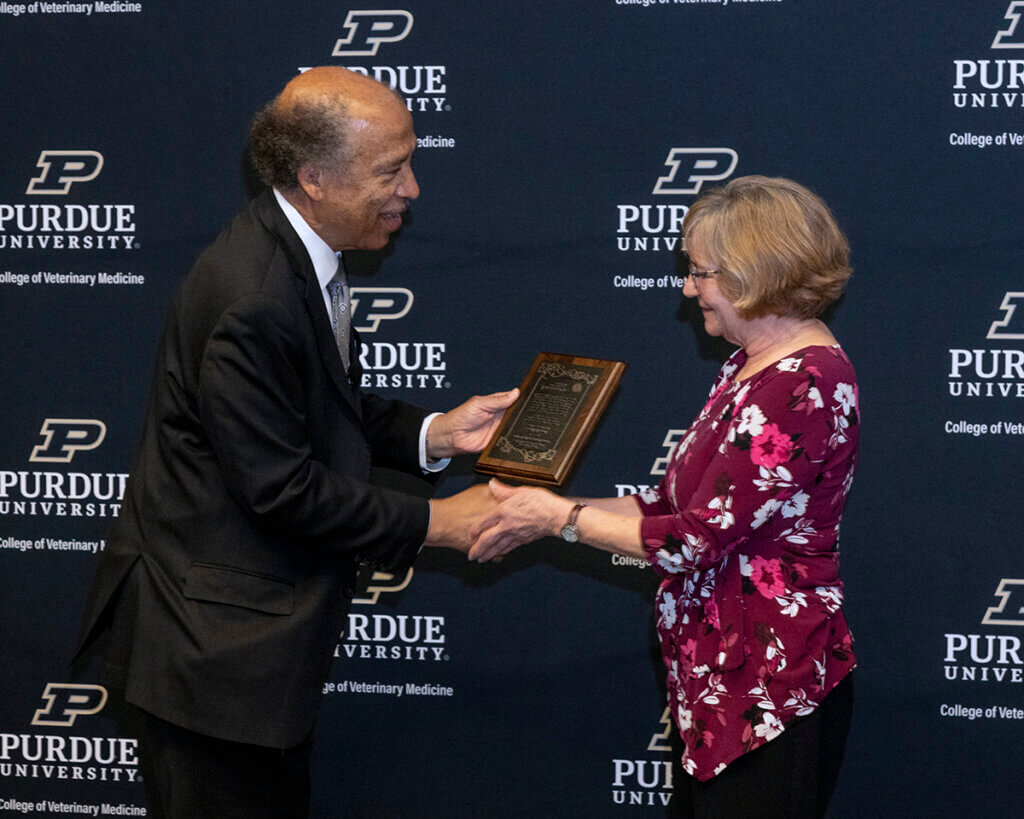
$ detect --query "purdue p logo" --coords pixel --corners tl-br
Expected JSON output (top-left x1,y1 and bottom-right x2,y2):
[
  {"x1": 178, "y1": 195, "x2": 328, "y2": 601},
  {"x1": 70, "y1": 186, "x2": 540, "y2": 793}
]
[
  {"x1": 25, "y1": 150, "x2": 104, "y2": 195},
  {"x1": 351, "y1": 287, "x2": 414, "y2": 333},
  {"x1": 982, "y1": 579, "x2": 1024, "y2": 626},
  {"x1": 33, "y1": 683, "x2": 108, "y2": 727},
  {"x1": 652, "y1": 148, "x2": 738, "y2": 196},
  {"x1": 650, "y1": 430, "x2": 686, "y2": 476},
  {"x1": 332, "y1": 10, "x2": 414, "y2": 57},
  {"x1": 986, "y1": 292, "x2": 1024, "y2": 340},
  {"x1": 353, "y1": 567, "x2": 413, "y2": 605},
  {"x1": 992, "y1": 2, "x2": 1024, "y2": 48},
  {"x1": 30, "y1": 419, "x2": 107, "y2": 463}
]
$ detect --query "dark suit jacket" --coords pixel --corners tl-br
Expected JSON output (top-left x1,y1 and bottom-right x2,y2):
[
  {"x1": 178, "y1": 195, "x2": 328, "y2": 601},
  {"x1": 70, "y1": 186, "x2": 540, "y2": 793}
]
[{"x1": 77, "y1": 189, "x2": 432, "y2": 748}]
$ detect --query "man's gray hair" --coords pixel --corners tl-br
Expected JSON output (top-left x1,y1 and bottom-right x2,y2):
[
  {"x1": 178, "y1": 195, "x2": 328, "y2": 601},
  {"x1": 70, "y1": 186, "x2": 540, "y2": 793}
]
[{"x1": 248, "y1": 94, "x2": 354, "y2": 190}]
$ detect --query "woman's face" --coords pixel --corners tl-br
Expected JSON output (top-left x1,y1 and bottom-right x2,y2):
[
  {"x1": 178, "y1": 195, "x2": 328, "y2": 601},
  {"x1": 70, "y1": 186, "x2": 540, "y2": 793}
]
[{"x1": 682, "y1": 243, "x2": 743, "y2": 344}]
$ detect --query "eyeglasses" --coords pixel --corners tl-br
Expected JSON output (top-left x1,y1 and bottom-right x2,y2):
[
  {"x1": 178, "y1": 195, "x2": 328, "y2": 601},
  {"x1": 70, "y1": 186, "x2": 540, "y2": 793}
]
[{"x1": 680, "y1": 252, "x2": 720, "y2": 282}]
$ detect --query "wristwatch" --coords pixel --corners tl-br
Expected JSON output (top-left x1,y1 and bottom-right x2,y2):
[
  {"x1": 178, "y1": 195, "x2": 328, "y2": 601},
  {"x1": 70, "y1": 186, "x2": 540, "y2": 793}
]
[{"x1": 560, "y1": 502, "x2": 587, "y2": 543}]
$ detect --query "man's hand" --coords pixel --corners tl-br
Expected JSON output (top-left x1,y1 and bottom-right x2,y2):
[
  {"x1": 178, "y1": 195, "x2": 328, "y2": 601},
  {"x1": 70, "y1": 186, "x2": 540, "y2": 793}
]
[
  {"x1": 468, "y1": 479, "x2": 572, "y2": 563},
  {"x1": 426, "y1": 389, "x2": 519, "y2": 460},
  {"x1": 424, "y1": 484, "x2": 502, "y2": 553}
]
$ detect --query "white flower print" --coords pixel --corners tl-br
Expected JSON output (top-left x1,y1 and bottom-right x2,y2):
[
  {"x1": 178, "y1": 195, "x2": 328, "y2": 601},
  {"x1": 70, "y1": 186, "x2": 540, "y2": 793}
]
[
  {"x1": 764, "y1": 631, "x2": 788, "y2": 673},
  {"x1": 658, "y1": 592, "x2": 678, "y2": 628},
  {"x1": 748, "y1": 680, "x2": 774, "y2": 710},
  {"x1": 754, "y1": 711, "x2": 784, "y2": 741},
  {"x1": 815, "y1": 584, "x2": 844, "y2": 614},
  {"x1": 706, "y1": 492, "x2": 735, "y2": 529},
  {"x1": 841, "y1": 464, "x2": 855, "y2": 497},
  {"x1": 778, "y1": 591, "x2": 808, "y2": 618},
  {"x1": 667, "y1": 657, "x2": 682, "y2": 688},
  {"x1": 752, "y1": 498, "x2": 783, "y2": 529},
  {"x1": 779, "y1": 517, "x2": 819, "y2": 545},
  {"x1": 829, "y1": 409, "x2": 850, "y2": 448},
  {"x1": 814, "y1": 657, "x2": 827, "y2": 688},
  {"x1": 654, "y1": 549, "x2": 686, "y2": 574},
  {"x1": 783, "y1": 689, "x2": 818, "y2": 718},
  {"x1": 833, "y1": 382, "x2": 856, "y2": 414},
  {"x1": 807, "y1": 385, "x2": 824, "y2": 409},
  {"x1": 777, "y1": 357, "x2": 801, "y2": 372},
  {"x1": 781, "y1": 491, "x2": 809, "y2": 518},
  {"x1": 639, "y1": 486, "x2": 661, "y2": 505},
  {"x1": 680, "y1": 532, "x2": 710, "y2": 564},
  {"x1": 684, "y1": 566, "x2": 717, "y2": 602},
  {"x1": 753, "y1": 465, "x2": 796, "y2": 494},
  {"x1": 676, "y1": 705, "x2": 693, "y2": 732},
  {"x1": 736, "y1": 404, "x2": 767, "y2": 437},
  {"x1": 697, "y1": 674, "x2": 728, "y2": 705}
]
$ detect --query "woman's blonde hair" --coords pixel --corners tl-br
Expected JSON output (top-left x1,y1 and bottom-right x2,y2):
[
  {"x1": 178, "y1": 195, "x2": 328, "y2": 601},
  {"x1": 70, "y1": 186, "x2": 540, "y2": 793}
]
[{"x1": 683, "y1": 175, "x2": 851, "y2": 320}]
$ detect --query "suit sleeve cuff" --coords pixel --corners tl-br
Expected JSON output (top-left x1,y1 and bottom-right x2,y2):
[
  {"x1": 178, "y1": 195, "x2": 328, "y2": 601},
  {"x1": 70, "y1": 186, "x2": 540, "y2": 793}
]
[{"x1": 419, "y1": 413, "x2": 451, "y2": 474}]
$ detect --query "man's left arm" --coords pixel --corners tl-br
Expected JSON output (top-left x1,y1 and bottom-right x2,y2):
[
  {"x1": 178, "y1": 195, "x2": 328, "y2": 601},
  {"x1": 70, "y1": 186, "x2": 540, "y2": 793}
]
[
  {"x1": 360, "y1": 389, "x2": 519, "y2": 554},
  {"x1": 424, "y1": 388, "x2": 519, "y2": 460},
  {"x1": 360, "y1": 389, "x2": 519, "y2": 473}
]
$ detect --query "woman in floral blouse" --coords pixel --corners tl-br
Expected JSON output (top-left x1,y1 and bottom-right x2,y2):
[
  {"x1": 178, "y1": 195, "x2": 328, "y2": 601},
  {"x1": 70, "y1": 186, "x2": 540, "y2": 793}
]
[{"x1": 471, "y1": 176, "x2": 858, "y2": 817}]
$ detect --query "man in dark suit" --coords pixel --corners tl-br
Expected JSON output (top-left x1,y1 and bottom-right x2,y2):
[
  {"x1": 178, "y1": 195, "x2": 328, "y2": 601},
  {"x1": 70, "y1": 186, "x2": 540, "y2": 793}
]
[{"x1": 76, "y1": 66, "x2": 517, "y2": 818}]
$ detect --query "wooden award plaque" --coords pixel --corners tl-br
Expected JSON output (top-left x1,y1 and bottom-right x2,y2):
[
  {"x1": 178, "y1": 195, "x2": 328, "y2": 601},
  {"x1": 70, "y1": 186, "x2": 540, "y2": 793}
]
[{"x1": 475, "y1": 353, "x2": 626, "y2": 487}]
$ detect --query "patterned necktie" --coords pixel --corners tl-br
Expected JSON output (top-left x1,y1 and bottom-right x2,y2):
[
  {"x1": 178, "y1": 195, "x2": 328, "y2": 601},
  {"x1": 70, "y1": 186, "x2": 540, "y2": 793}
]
[{"x1": 326, "y1": 258, "x2": 351, "y2": 371}]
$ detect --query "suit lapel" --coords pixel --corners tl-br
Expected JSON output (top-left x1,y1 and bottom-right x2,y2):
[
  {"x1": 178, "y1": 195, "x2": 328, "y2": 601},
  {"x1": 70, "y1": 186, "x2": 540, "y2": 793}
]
[{"x1": 255, "y1": 190, "x2": 363, "y2": 419}]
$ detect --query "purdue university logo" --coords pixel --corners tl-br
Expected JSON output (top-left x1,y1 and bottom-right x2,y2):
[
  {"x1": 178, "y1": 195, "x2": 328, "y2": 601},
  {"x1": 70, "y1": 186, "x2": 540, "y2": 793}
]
[
  {"x1": 32, "y1": 683, "x2": 108, "y2": 727},
  {"x1": 986, "y1": 292, "x2": 1024, "y2": 340},
  {"x1": 353, "y1": 568, "x2": 414, "y2": 605},
  {"x1": 332, "y1": 10, "x2": 414, "y2": 57},
  {"x1": 351, "y1": 287, "x2": 414, "y2": 333},
  {"x1": 25, "y1": 151, "x2": 104, "y2": 195},
  {"x1": 652, "y1": 148, "x2": 739, "y2": 196},
  {"x1": 29, "y1": 419, "x2": 107, "y2": 463},
  {"x1": 982, "y1": 579, "x2": 1024, "y2": 626},
  {"x1": 992, "y1": 2, "x2": 1024, "y2": 48}
]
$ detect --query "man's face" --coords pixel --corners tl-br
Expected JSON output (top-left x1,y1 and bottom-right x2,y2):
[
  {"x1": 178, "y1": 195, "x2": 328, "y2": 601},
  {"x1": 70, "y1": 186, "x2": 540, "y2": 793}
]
[{"x1": 316, "y1": 103, "x2": 420, "y2": 251}]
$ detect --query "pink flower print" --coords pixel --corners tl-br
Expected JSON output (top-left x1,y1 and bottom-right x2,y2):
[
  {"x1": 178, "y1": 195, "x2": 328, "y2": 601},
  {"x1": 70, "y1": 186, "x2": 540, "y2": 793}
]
[
  {"x1": 750, "y1": 423, "x2": 794, "y2": 468},
  {"x1": 704, "y1": 599, "x2": 721, "y2": 629},
  {"x1": 749, "y1": 556, "x2": 786, "y2": 599},
  {"x1": 680, "y1": 638, "x2": 698, "y2": 676}
]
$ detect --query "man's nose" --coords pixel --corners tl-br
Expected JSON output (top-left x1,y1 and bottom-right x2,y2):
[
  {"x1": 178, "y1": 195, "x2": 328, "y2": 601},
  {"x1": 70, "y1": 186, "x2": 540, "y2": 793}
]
[{"x1": 399, "y1": 165, "x2": 420, "y2": 200}]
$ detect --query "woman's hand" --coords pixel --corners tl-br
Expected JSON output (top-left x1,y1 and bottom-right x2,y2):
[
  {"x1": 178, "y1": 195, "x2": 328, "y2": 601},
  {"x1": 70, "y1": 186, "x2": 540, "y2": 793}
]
[{"x1": 468, "y1": 479, "x2": 573, "y2": 562}]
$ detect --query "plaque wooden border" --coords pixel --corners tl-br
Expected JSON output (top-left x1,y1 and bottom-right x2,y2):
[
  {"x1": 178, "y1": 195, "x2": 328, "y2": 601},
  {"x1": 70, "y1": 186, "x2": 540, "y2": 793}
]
[{"x1": 475, "y1": 353, "x2": 626, "y2": 487}]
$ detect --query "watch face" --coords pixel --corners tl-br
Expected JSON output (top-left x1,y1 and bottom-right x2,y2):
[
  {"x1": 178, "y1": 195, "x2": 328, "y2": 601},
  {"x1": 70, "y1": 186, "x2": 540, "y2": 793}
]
[{"x1": 561, "y1": 525, "x2": 580, "y2": 543}]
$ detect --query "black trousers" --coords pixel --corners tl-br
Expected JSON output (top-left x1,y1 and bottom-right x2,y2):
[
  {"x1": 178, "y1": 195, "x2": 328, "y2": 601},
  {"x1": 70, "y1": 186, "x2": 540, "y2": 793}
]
[
  {"x1": 671, "y1": 674, "x2": 854, "y2": 819},
  {"x1": 137, "y1": 709, "x2": 314, "y2": 819}
]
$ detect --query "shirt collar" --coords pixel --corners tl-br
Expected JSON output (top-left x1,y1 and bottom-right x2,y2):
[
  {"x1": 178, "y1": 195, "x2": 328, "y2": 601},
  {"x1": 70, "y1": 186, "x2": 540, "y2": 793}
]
[{"x1": 272, "y1": 188, "x2": 340, "y2": 290}]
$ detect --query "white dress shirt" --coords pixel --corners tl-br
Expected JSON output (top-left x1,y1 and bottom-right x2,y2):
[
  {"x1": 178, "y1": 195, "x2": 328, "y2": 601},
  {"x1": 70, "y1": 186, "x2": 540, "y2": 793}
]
[{"x1": 272, "y1": 188, "x2": 448, "y2": 474}]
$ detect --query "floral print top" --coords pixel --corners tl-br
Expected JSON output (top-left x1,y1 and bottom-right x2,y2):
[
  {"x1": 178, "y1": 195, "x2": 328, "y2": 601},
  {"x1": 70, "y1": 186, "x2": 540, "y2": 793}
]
[{"x1": 636, "y1": 345, "x2": 858, "y2": 781}]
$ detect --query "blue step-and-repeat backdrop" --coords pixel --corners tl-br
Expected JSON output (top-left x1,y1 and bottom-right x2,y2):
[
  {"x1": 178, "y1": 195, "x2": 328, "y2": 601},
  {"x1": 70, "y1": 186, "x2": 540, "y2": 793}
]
[{"x1": 2, "y1": 1, "x2": 1023, "y2": 816}]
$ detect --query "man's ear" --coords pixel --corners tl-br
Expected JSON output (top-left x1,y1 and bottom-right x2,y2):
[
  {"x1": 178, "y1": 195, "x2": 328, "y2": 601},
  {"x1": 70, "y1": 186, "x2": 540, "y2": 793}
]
[{"x1": 297, "y1": 164, "x2": 324, "y2": 201}]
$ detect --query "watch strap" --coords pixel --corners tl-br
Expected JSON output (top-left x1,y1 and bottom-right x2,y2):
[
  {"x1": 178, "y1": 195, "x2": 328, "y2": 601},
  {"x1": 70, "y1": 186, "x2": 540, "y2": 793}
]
[{"x1": 564, "y1": 502, "x2": 586, "y2": 530}]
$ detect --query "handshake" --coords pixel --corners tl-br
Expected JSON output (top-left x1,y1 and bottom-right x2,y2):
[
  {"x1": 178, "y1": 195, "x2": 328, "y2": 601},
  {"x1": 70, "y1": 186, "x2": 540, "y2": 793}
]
[
  {"x1": 420, "y1": 387, "x2": 611, "y2": 563},
  {"x1": 424, "y1": 479, "x2": 575, "y2": 564}
]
